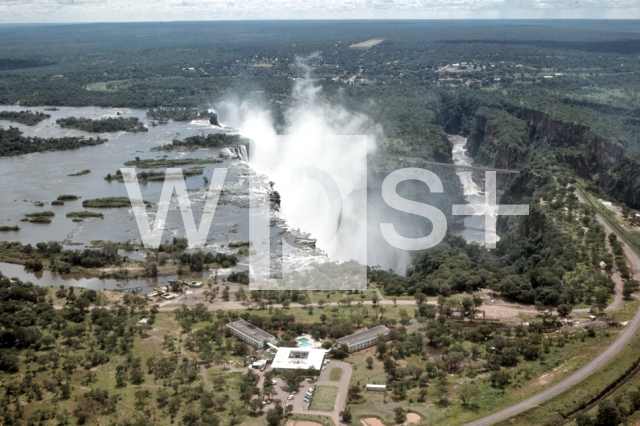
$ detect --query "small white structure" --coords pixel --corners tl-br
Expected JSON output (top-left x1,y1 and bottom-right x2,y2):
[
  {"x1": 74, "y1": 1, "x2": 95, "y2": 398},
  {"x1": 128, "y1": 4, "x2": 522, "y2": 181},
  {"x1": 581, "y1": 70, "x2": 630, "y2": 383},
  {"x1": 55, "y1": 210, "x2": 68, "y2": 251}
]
[
  {"x1": 147, "y1": 291, "x2": 158, "y2": 298},
  {"x1": 136, "y1": 318, "x2": 149, "y2": 327},
  {"x1": 367, "y1": 384, "x2": 386, "y2": 392},
  {"x1": 599, "y1": 261, "x2": 607, "y2": 270},
  {"x1": 161, "y1": 293, "x2": 176, "y2": 300},
  {"x1": 187, "y1": 281, "x2": 202, "y2": 288},
  {"x1": 252, "y1": 359, "x2": 268, "y2": 370},
  {"x1": 271, "y1": 348, "x2": 326, "y2": 371}
]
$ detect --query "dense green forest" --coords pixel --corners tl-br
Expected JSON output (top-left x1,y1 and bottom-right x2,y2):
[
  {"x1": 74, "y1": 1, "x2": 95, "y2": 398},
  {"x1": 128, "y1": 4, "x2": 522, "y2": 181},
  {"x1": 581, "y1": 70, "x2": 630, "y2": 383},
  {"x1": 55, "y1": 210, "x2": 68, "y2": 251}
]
[
  {"x1": 0, "y1": 110, "x2": 50, "y2": 126},
  {"x1": 0, "y1": 127, "x2": 106, "y2": 156},
  {"x1": 153, "y1": 133, "x2": 249, "y2": 151},
  {"x1": 56, "y1": 117, "x2": 147, "y2": 133},
  {"x1": 147, "y1": 108, "x2": 219, "y2": 125}
]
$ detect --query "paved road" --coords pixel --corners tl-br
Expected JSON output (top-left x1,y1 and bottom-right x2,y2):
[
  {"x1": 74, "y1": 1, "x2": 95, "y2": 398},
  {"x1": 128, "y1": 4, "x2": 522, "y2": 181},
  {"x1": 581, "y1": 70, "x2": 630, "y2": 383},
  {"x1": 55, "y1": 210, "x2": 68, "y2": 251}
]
[
  {"x1": 465, "y1": 199, "x2": 640, "y2": 426},
  {"x1": 290, "y1": 361, "x2": 352, "y2": 426}
]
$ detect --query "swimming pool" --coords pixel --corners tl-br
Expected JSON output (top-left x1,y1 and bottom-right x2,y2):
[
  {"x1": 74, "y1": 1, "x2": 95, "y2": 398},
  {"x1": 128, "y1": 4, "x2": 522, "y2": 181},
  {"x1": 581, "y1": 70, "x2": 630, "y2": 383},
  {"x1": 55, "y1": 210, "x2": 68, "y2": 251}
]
[{"x1": 297, "y1": 337, "x2": 312, "y2": 348}]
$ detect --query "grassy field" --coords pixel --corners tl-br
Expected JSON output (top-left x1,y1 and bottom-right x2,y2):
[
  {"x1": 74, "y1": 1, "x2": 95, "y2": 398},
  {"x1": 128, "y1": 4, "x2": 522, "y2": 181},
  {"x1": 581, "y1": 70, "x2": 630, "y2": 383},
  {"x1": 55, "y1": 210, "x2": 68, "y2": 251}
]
[
  {"x1": 309, "y1": 386, "x2": 338, "y2": 412},
  {"x1": 494, "y1": 328, "x2": 640, "y2": 426},
  {"x1": 329, "y1": 368, "x2": 342, "y2": 382},
  {"x1": 349, "y1": 39, "x2": 383, "y2": 48},
  {"x1": 346, "y1": 329, "x2": 621, "y2": 425}
]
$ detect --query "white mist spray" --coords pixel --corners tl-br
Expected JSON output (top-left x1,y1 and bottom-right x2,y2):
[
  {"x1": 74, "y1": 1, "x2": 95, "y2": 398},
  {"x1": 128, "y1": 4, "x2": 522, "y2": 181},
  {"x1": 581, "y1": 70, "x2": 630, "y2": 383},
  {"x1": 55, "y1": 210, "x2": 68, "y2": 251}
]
[{"x1": 216, "y1": 56, "x2": 382, "y2": 266}]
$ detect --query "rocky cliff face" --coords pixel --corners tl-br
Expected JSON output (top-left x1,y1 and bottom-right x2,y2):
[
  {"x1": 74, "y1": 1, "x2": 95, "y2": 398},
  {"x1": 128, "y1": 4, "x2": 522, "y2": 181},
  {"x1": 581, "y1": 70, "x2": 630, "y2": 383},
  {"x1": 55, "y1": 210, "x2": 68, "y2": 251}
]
[
  {"x1": 599, "y1": 156, "x2": 640, "y2": 209},
  {"x1": 466, "y1": 107, "x2": 531, "y2": 170},
  {"x1": 466, "y1": 105, "x2": 626, "y2": 176},
  {"x1": 511, "y1": 106, "x2": 626, "y2": 171}
]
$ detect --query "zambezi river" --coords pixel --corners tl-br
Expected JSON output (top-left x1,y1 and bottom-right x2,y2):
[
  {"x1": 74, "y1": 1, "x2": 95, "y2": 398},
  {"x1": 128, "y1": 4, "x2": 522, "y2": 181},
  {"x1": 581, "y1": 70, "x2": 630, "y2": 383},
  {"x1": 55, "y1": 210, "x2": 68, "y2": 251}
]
[
  {"x1": 449, "y1": 134, "x2": 498, "y2": 246},
  {"x1": 0, "y1": 105, "x2": 326, "y2": 290}
]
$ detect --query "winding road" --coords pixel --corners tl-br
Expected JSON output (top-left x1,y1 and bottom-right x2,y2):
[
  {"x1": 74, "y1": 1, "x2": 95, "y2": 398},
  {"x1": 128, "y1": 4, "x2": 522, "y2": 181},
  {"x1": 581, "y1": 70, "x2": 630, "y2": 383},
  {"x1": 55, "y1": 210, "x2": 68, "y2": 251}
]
[{"x1": 465, "y1": 195, "x2": 640, "y2": 426}]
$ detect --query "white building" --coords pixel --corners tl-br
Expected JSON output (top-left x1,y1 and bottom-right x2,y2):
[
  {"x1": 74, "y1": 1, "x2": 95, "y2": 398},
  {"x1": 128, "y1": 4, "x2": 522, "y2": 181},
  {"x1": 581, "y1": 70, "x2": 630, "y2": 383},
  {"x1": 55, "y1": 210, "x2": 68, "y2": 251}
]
[
  {"x1": 271, "y1": 348, "x2": 326, "y2": 372},
  {"x1": 336, "y1": 325, "x2": 390, "y2": 353},
  {"x1": 227, "y1": 320, "x2": 276, "y2": 349},
  {"x1": 366, "y1": 384, "x2": 386, "y2": 392}
]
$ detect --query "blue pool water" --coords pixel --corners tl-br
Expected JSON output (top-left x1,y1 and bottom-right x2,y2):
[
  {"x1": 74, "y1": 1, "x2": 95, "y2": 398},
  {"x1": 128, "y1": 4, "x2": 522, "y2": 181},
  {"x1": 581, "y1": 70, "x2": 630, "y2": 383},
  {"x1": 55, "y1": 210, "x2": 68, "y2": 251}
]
[{"x1": 297, "y1": 338, "x2": 312, "y2": 348}]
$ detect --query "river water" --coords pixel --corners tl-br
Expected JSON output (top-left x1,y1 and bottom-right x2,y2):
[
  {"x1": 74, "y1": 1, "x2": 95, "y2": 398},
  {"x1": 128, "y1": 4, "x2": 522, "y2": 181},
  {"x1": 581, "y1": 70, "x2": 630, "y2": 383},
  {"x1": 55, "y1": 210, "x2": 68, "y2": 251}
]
[
  {"x1": 0, "y1": 105, "x2": 326, "y2": 290},
  {"x1": 449, "y1": 134, "x2": 496, "y2": 246}
]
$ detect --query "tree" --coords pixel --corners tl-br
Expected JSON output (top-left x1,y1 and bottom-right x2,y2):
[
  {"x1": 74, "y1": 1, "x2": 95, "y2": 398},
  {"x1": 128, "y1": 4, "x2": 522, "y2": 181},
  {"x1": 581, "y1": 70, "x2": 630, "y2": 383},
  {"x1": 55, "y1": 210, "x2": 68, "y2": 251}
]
[
  {"x1": 458, "y1": 382, "x2": 479, "y2": 407},
  {"x1": 340, "y1": 409, "x2": 352, "y2": 423},
  {"x1": 366, "y1": 356, "x2": 374, "y2": 369},
  {"x1": 434, "y1": 377, "x2": 450, "y2": 403},
  {"x1": 233, "y1": 341, "x2": 249, "y2": 356},
  {"x1": 0, "y1": 354, "x2": 19, "y2": 372},
  {"x1": 575, "y1": 412, "x2": 594, "y2": 426},
  {"x1": 248, "y1": 398, "x2": 262, "y2": 415},
  {"x1": 623, "y1": 280, "x2": 639, "y2": 299},
  {"x1": 490, "y1": 370, "x2": 511, "y2": 392},
  {"x1": 115, "y1": 366, "x2": 127, "y2": 387},
  {"x1": 556, "y1": 304, "x2": 572, "y2": 317},
  {"x1": 130, "y1": 369, "x2": 144, "y2": 385},
  {"x1": 376, "y1": 340, "x2": 388, "y2": 358},
  {"x1": 443, "y1": 351, "x2": 465, "y2": 373},
  {"x1": 348, "y1": 385, "x2": 361, "y2": 400},
  {"x1": 393, "y1": 407, "x2": 406, "y2": 424},
  {"x1": 595, "y1": 400, "x2": 621, "y2": 426},
  {"x1": 595, "y1": 290, "x2": 609, "y2": 313},
  {"x1": 266, "y1": 408, "x2": 283, "y2": 426}
]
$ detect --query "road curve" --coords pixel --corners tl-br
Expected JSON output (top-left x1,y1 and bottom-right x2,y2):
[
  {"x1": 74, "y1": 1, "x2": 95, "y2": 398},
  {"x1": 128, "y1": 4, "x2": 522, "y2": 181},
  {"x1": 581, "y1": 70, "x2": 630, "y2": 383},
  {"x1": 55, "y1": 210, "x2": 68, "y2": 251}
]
[{"x1": 465, "y1": 203, "x2": 640, "y2": 426}]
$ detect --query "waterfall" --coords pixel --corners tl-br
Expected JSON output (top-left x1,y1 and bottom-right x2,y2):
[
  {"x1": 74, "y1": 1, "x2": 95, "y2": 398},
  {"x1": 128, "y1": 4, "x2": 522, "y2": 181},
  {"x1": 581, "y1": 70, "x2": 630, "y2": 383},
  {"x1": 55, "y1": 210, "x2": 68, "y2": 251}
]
[{"x1": 231, "y1": 145, "x2": 248, "y2": 161}]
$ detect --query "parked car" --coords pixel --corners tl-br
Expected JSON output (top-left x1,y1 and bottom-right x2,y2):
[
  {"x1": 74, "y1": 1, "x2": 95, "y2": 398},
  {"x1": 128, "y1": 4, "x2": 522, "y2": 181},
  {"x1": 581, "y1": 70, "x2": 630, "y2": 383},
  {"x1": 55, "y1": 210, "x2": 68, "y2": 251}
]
[
  {"x1": 271, "y1": 379, "x2": 277, "y2": 385},
  {"x1": 304, "y1": 398, "x2": 310, "y2": 403},
  {"x1": 160, "y1": 293, "x2": 176, "y2": 300},
  {"x1": 287, "y1": 395, "x2": 294, "y2": 400},
  {"x1": 308, "y1": 387, "x2": 315, "y2": 393},
  {"x1": 305, "y1": 378, "x2": 313, "y2": 382}
]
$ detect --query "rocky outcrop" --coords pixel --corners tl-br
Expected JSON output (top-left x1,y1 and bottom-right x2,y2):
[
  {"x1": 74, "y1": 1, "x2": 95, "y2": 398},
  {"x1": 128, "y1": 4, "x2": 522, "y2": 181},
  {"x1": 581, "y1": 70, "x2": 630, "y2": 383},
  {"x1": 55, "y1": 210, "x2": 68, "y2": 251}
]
[
  {"x1": 467, "y1": 107, "x2": 530, "y2": 170},
  {"x1": 510, "y1": 106, "x2": 626, "y2": 171},
  {"x1": 599, "y1": 156, "x2": 640, "y2": 209},
  {"x1": 464, "y1": 104, "x2": 626, "y2": 177}
]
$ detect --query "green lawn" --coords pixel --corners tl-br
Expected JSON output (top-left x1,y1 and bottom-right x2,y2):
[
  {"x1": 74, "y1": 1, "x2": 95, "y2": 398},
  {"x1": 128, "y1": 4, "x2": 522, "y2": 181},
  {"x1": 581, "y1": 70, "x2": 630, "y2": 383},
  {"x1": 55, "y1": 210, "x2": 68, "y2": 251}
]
[
  {"x1": 309, "y1": 386, "x2": 338, "y2": 412},
  {"x1": 329, "y1": 367, "x2": 342, "y2": 381}
]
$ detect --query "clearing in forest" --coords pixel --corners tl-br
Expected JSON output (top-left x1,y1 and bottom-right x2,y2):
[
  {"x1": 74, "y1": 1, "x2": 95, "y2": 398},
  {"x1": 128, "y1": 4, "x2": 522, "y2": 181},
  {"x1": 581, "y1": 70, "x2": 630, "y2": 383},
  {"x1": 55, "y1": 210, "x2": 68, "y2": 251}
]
[{"x1": 349, "y1": 39, "x2": 383, "y2": 48}]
